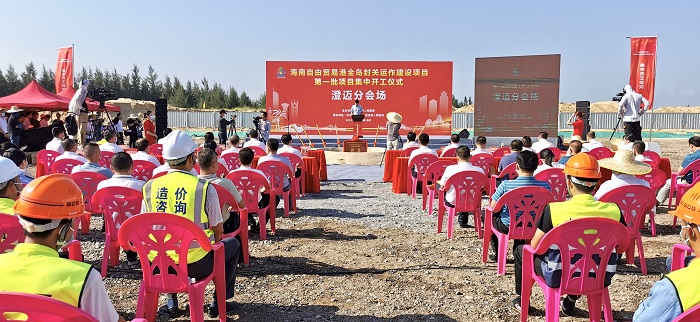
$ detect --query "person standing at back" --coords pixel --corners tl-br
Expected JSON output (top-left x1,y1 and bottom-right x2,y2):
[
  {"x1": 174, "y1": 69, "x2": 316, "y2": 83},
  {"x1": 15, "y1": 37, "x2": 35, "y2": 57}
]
[
  {"x1": 142, "y1": 113, "x2": 157, "y2": 145},
  {"x1": 259, "y1": 111, "x2": 271, "y2": 143},
  {"x1": 218, "y1": 110, "x2": 233, "y2": 145},
  {"x1": 7, "y1": 107, "x2": 25, "y2": 147},
  {"x1": 386, "y1": 112, "x2": 402, "y2": 150},
  {"x1": 112, "y1": 113, "x2": 124, "y2": 145},
  {"x1": 618, "y1": 84, "x2": 650, "y2": 141},
  {"x1": 0, "y1": 108, "x2": 8, "y2": 143}
]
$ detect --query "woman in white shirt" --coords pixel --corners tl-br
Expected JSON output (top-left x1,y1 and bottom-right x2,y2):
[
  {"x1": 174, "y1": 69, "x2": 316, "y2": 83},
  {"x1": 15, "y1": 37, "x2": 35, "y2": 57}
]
[{"x1": 534, "y1": 148, "x2": 555, "y2": 176}]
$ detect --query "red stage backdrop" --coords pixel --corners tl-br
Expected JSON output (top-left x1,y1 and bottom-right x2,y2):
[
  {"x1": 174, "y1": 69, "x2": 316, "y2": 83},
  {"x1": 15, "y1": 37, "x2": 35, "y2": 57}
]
[
  {"x1": 266, "y1": 61, "x2": 453, "y2": 136},
  {"x1": 473, "y1": 54, "x2": 560, "y2": 137},
  {"x1": 629, "y1": 37, "x2": 657, "y2": 109},
  {"x1": 55, "y1": 46, "x2": 73, "y2": 93}
]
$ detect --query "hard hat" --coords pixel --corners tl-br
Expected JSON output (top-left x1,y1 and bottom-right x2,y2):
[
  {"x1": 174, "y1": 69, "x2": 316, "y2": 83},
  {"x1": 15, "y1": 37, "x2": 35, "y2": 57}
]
[
  {"x1": 14, "y1": 174, "x2": 89, "y2": 219},
  {"x1": 562, "y1": 153, "x2": 602, "y2": 179},
  {"x1": 161, "y1": 130, "x2": 197, "y2": 160},
  {"x1": 671, "y1": 184, "x2": 700, "y2": 225},
  {"x1": 0, "y1": 157, "x2": 24, "y2": 187}
]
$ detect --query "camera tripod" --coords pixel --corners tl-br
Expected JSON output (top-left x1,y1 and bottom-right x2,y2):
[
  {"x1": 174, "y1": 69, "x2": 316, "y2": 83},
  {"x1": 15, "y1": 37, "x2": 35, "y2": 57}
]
[{"x1": 609, "y1": 117, "x2": 622, "y2": 141}]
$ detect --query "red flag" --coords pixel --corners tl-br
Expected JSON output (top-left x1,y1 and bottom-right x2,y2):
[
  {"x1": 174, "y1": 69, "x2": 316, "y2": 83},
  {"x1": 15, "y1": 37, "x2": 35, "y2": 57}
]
[
  {"x1": 629, "y1": 37, "x2": 657, "y2": 109},
  {"x1": 55, "y1": 46, "x2": 73, "y2": 93}
]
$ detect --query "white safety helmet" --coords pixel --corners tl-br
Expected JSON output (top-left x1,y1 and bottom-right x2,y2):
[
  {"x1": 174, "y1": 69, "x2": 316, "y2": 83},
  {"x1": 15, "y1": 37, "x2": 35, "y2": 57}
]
[
  {"x1": 0, "y1": 157, "x2": 23, "y2": 189},
  {"x1": 161, "y1": 130, "x2": 198, "y2": 160}
]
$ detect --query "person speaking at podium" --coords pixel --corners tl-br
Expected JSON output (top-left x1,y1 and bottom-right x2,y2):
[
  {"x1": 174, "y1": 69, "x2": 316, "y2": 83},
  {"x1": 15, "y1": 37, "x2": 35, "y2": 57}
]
[{"x1": 351, "y1": 100, "x2": 364, "y2": 138}]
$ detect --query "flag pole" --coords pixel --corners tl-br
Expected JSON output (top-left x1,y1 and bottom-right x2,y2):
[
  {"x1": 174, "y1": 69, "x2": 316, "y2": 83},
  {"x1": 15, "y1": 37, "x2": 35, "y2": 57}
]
[
  {"x1": 71, "y1": 44, "x2": 75, "y2": 88},
  {"x1": 649, "y1": 34, "x2": 658, "y2": 143}
]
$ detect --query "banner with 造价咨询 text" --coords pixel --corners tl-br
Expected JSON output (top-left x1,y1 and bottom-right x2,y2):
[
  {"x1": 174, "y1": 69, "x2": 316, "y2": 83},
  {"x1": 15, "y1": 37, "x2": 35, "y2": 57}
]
[{"x1": 629, "y1": 37, "x2": 657, "y2": 109}]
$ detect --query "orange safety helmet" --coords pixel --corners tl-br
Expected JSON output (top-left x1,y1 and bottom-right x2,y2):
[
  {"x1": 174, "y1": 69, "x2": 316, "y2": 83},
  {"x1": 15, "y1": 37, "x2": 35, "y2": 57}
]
[
  {"x1": 562, "y1": 153, "x2": 602, "y2": 179},
  {"x1": 13, "y1": 174, "x2": 90, "y2": 219},
  {"x1": 671, "y1": 184, "x2": 700, "y2": 225}
]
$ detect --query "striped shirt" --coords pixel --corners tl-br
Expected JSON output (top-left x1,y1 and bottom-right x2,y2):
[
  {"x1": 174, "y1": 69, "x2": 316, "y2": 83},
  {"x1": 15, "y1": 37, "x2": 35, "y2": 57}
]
[{"x1": 492, "y1": 176, "x2": 550, "y2": 226}]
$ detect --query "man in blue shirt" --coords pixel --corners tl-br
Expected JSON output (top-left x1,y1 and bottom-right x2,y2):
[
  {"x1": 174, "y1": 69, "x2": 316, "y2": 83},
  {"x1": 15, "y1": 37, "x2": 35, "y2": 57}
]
[
  {"x1": 487, "y1": 150, "x2": 550, "y2": 261},
  {"x1": 498, "y1": 139, "x2": 522, "y2": 172},
  {"x1": 657, "y1": 136, "x2": 700, "y2": 205},
  {"x1": 556, "y1": 140, "x2": 582, "y2": 166},
  {"x1": 70, "y1": 143, "x2": 113, "y2": 178}
]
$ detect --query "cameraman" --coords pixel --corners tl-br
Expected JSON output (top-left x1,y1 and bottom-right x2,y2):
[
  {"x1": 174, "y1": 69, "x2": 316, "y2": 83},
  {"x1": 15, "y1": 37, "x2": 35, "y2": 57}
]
[
  {"x1": 618, "y1": 84, "x2": 650, "y2": 141},
  {"x1": 258, "y1": 111, "x2": 271, "y2": 143},
  {"x1": 68, "y1": 79, "x2": 90, "y2": 144},
  {"x1": 218, "y1": 110, "x2": 233, "y2": 145}
]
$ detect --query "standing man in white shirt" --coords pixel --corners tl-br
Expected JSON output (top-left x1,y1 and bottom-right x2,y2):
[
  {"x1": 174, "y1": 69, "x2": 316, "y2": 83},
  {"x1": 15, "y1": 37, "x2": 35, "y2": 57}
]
[
  {"x1": 594, "y1": 149, "x2": 651, "y2": 199},
  {"x1": 582, "y1": 131, "x2": 605, "y2": 151},
  {"x1": 472, "y1": 136, "x2": 492, "y2": 155},
  {"x1": 131, "y1": 138, "x2": 161, "y2": 166},
  {"x1": 440, "y1": 134, "x2": 461, "y2": 156},
  {"x1": 68, "y1": 79, "x2": 90, "y2": 144},
  {"x1": 55, "y1": 139, "x2": 87, "y2": 163},
  {"x1": 531, "y1": 131, "x2": 555, "y2": 153},
  {"x1": 45, "y1": 127, "x2": 66, "y2": 154},
  {"x1": 99, "y1": 130, "x2": 124, "y2": 153},
  {"x1": 243, "y1": 129, "x2": 266, "y2": 151},
  {"x1": 437, "y1": 146, "x2": 484, "y2": 227},
  {"x1": 618, "y1": 84, "x2": 650, "y2": 142},
  {"x1": 350, "y1": 99, "x2": 364, "y2": 138},
  {"x1": 112, "y1": 113, "x2": 124, "y2": 145}
]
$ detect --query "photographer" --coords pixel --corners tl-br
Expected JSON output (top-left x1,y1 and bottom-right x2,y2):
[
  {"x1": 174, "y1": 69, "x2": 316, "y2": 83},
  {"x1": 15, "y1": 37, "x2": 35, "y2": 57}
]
[
  {"x1": 258, "y1": 111, "x2": 271, "y2": 143},
  {"x1": 218, "y1": 110, "x2": 233, "y2": 145},
  {"x1": 68, "y1": 79, "x2": 90, "y2": 144},
  {"x1": 618, "y1": 84, "x2": 650, "y2": 142}
]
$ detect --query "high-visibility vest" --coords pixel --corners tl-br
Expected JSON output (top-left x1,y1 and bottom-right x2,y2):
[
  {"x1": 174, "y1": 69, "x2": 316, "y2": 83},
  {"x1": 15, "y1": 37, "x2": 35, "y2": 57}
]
[
  {"x1": 0, "y1": 198, "x2": 15, "y2": 215},
  {"x1": 143, "y1": 171, "x2": 213, "y2": 264},
  {"x1": 0, "y1": 243, "x2": 92, "y2": 307},
  {"x1": 549, "y1": 194, "x2": 621, "y2": 227},
  {"x1": 667, "y1": 258, "x2": 700, "y2": 312}
]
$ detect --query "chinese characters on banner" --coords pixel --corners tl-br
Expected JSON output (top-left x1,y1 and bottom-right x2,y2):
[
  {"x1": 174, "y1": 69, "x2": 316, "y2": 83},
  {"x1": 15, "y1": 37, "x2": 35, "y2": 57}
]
[
  {"x1": 54, "y1": 46, "x2": 73, "y2": 93},
  {"x1": 629, "y1": 37, "x2": 657, "y2": 109},
  {"x1": 266, "y1": 62, "x2": 453, "y2": 135},
  {"x1": 473, "y1": 54, "x2": 560, "y2": 137}
]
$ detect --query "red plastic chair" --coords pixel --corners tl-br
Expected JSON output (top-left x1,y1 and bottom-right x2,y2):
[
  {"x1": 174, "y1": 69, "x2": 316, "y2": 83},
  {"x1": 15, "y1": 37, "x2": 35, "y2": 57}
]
[
  {"x1": 598, "y1": 185, "x2": 656, "y2": 275},
  {"x1": 221, "y1": 152, "x2": 242, "y2": 172},
  {"x1": 588, "y1": 147, "x2": 614, "y2": 160},
  {"x1": 543, "y1": 148, "x2": 562, "y2": 162},
  {"x1": 669, "y1": 159, "x2": 700, "y2": 212},
  {"x1": 408, "y1": 154, "x2": 439, "y2": 200},
  {"x1": 422, "y1": 160, "x2": 453, "y2": 216},
  {"x1": 132, "y1": 160, "x2": 158, "y2": 182},
  {"x1": 280, "y1": 152, "x2": 307, "y2": 197},
  {"x1": 0, "y1": 292, "x2": 119, "y2": 322},
  {"x1": 92, "y1": 187, "x2": 143, "y2": 278},
  {"x1": 671, "y1": 244, "x2": 693, "y2": 272},
  {"x1": 534, "y1": 168, "x2": 568, "y2": 202},
  {"x1": 643, "y1": 150, "x2": 661, "y2": 166},
  {"x1": 52, "y1": 158, "x2": 84, "y2": 175},
  {"x1": 0, "y1": 214, "x2": 82, "y2": 261},
  {"x1": 636, "y1": 168, "x2": 668, "y2": 236},
  {"x1": 212, "y1": 183, "x2": 249, "y2": 265},
  {"x1": 482, "y1": 187, "x2": 554, "y2": 275},
  {"x1": 675, "y1": 303, "x2": 700, "y2": 322},
  {"x1": 493, "y1": 147, "x2": 512, "y2": 158},
  {"x1": 258, "y1": 160, "x2": 296, "y2": 218},
  {"x1": 118, "y1": 213, "x2": 227, "y2": 322},
  {"x1": 471, "y1": 153, "x2": 496, "y2": 176},
  {"x1": 149, "y1": 143, "x2": 163, "y2": 156},
  {"x1": 400, "y1": 147, "x2": 418, "y2": 157},
  {"x1": 437, "y1": 170, "x2": 489, "y2": 239},
  {"x1": 98, "y1": 150, "x2": 114, "y2": 169},
  {"x1": 70, "y1": 172, "x2": 108, "y2": 237},
  {"x1": 440, "y1": 148, "x2": 457, "y2": 158},
  {"x1": 36, "y1": 149, "x2": 61, "y2": 176},
  {"x1": 249, "y1": 146, "x2": 267, "y2": 157},
  {"x1": 490, "y1": 162, "x2": 519, "y2": 196},
  {"x1": 227, "y1": 170, "x2": 275, "y2": 240},
  {"x1": 520, "y1": 217, "x2": 629, "y2": 322}
]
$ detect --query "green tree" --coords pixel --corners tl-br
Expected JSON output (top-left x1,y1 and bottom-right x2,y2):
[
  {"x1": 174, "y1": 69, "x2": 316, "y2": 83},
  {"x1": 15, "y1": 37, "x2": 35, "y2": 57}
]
[
  {"x1": 93, "y1": 68, "x2": 105, "y2": 89},
  {"x1": 239, "y1": 91, "x2": 251, "y2": 107},
  {"x1": 254, "y1": 91, "x2": 266, "y2": 109},
  {"x1": 38, "y1": 65, "x2": 54, "y2": 92},
  {"x1": 468, "y1": 96, "x2": 472, "y2": 105},
  {"x1": 21, "y1": 62, "x2": 38, "y2": 85},
  {"x1": 162, "y1": 75, "x2": 173, "y2": 100},
  {"x1": 146, "y1": 64, "x2": 160, "y2": 100},
  {"x1": 452, "y1": 95, "x2": 459, "y2": 108},
  {"x1": 169, "y1": 82, "x2": 188, "y2": 108},
  {"x1": 0, "y1": 70, "x2": 8, "y2": 96},
  {"x1": 130, "y1": 64, "x2": 141, "y2": 98},
  {"x1": 5, "y1": 65, "x2": 22, "y2": 93},
  {"x1": 227, "y1": 87, "x2": 239, "y2": 108},
  {"x1": 209, "y1": 83, "x2": 227, "y2": 109}
]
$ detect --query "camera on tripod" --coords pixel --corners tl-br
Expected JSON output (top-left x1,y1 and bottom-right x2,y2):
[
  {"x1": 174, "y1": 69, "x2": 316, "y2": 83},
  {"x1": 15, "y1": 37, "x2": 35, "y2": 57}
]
[
  {"x1": 612, "y1": 88, "x2": 626, "y2": 102},
  {"x1": 252, "y1": 116, "x2": 262, "y2": 128},
  {"x1": 87, "y1": 88, "x2": 116, "y2": 102}
]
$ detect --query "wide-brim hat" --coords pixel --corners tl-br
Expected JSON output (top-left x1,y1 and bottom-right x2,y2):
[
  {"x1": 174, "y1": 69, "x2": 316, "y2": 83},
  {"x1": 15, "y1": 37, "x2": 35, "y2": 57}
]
[
  {"x1": 7, "y1": 106, "x2": 23, "y2": 113},
  {"x1": 598, "y1": 148, "x2": 652, "y2": 175},
  {"x1": 387, "y1": 112, "x2": 402, "y2": 123},
  {"x1": 128, "y1": 114, "x2": 138, "y2": 119}
]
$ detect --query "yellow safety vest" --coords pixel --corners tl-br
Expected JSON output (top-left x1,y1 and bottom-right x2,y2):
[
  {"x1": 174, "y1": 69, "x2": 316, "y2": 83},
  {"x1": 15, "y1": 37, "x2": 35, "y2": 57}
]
[
  {"x1": 549, "y1": 194, "x2": 621, "y2": 227},
  {"x1": 0, "y1": 198, "x2": 15, "y2": 215},
  {"x1": 667, "y1": 258, "x2": 700, "y2": 312},
  {"x1": 143, "y1": 171, "x2": 213, "y2": 264},
  {"x1": 0, "y1": 243, "x2": 92, "y2": 307}
]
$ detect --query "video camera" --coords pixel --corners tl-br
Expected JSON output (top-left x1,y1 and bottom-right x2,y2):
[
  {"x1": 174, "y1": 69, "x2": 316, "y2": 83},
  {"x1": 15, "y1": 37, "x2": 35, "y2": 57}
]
[
  {"x1": 612, "y1": 87, "x2": 626, "y2": 102},
  {"x1": 252, "y1": 116, "x2": 262, "y2": 128},
  {"x1": 87, "y1": 88, "x2": 116, "y2": 102}
]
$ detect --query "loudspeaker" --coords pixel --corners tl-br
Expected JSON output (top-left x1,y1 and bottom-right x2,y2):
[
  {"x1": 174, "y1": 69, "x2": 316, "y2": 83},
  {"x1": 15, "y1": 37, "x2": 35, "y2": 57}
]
[
  {"x1": 575, "y1": 100, "x2": 591, "y2": 136},
  {"x1": 155, "y1": 99, "x2": 167, "y2": 139}
]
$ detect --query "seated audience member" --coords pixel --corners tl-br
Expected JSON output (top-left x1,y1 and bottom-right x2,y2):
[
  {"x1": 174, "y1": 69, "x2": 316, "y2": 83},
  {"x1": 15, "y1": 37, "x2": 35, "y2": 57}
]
[
  {"x1": 488, "y1": 151, "x2": 550, "y2": 261},
  {"x1": 202, "y1": 141, "x2": 228, "y2": 171},
  {"x1": 3, "y1": 148, "x2": 33, "y2": 185},
  {"x1": 582, "y1": 131, "x2": 604, "y2": 151},
  {"x1": 531, "y1": 132, "x2": 554, "y2": 153},
  {"x1": 622, "y1": 134, "x2": 635, "y2": 150},
  {"x1": 408, "y1": 133, "x2": 438, "y2": 193},
  {"x1": 521, "y1": 136, "x2": 534, "y2": 152},
  {"x1": 633, "y1": 141, "x2": 652, "y2": 162},
  {"x1": 243, "y1": 129, "x2": 266, "y2": 150},
  {"x1": 55, "y1": 139, "x2": 87, "y2": 163},
  {"x1": 512, "y1": 153, "x2": 625, "y2": 315},
  {"x1": 233, "y1": 147, "x2": 276, "y2": 231},
  {"x1": 198, "y1": 148, "x2": 246, "y2": 235},
  {"x1": 440, "y1": 134, "x2": 461, "y2": 157},
  {"x1": 258, "y1": 139, "x2": 294, "y2": 193},
  {"x1": 278, "y1": 134, "x2": 302, "y2": 158},
  {"x1": 594, "y1": 149, "x2": 651, "y2": 199},
  {"x1": 157, "y1": 127, "x2": 172, "y2": 144},
  {"x1": 472, "y1": 136, "x2": 492, "y2": 155},
  {"x1": 657, "y1": 136, "x2": 700, "y2": 206},
  {"x1": 46, "y1": 127, "x2": 66, "y2": 153},
  {"x1": 130, "y1": 138, "x2": 161, "y2": 166},
  {"x1": 0, "y1": 156, "x2": 23, "y2": 214},
  {"x1": 533, "y1": 148, "x2": 555, "y2": 176},
  {"x1": 634, "y1": 183, "x2": 700, "y2": 322},
  {"x1": 222, "y1": 135, "x2": 241, "y2": 156},
  {"x1": 71, "y1": 143, "x2": 113, "y2": 178},
  {"x1": 201, "y1": 132, "x2": 222, "y2": 155},
  {"x1": 403, "y1": 131, "x2": 420, "y2": 149},
  {"x1": 438, "y1": 146, "x2": 484, "y2": 228},
  {"x1": 556, "y1": 140, "x2": 582, "y2": 166},
  {"x1": 498, "y1": 139, "x2": 522, "y2": 172},
  {"x1": 99, "y1": 129, "x2": 124, "y2": 153}
]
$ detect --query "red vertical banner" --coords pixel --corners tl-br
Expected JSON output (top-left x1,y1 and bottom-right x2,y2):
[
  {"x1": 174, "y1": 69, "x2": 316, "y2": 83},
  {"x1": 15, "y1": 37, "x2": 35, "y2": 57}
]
[
  {"x1": 55, "y1": 46, "x2": 73, "y2": 93},
  {"x1": 629, "y1": 37, "x2": 657, "y2": 109}
]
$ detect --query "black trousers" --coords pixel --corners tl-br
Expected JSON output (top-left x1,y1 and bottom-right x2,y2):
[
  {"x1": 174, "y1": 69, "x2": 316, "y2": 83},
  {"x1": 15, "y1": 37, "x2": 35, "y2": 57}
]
[
  {"x1": 514, "y1": 244, "x2": 544, "y2": 296},
  {"x1": 219, "y1": 132, "x2": 227, "y2": 145},
  {"x1": 489, "y1": 212, "x2": 526, "y2": 257},
  {"x1": 187, "y1": 238, "x2": 241, "y2": 302},
  {"x1": 624, "y1": 121, "x2": 642, "y2": 141}
]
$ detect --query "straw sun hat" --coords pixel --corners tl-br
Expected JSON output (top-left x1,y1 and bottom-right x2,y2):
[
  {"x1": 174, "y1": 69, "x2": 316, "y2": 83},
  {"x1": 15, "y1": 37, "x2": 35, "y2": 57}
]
[
  {"x1": 386, "y1": 112, "x2": 402, "y2": 124},
  {"x1": 7, "y1": 106, "x2": 24, "y2": 113},
  {"x1": 598, "y1": 148, "x2": 652, "y2": 175}
]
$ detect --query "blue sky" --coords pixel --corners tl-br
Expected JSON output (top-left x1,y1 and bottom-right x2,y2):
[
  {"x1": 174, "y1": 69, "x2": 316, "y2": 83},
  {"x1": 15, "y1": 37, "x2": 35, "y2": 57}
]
[{"x1": 1, "y1": 1, "x2": 698, "y2": 107}]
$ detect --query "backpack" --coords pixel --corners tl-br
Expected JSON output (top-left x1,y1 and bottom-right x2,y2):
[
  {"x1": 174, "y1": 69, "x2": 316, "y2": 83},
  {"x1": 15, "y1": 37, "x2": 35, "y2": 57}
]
[{"x1": 65, "y1": 114, "x2": 78, "y2": 136}]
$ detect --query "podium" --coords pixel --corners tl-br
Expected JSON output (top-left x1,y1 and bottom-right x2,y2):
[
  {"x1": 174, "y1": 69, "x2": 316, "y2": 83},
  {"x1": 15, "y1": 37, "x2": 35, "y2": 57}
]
[{"x1": 351, "y1": 114, "x2": 364, "y2": 138}]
